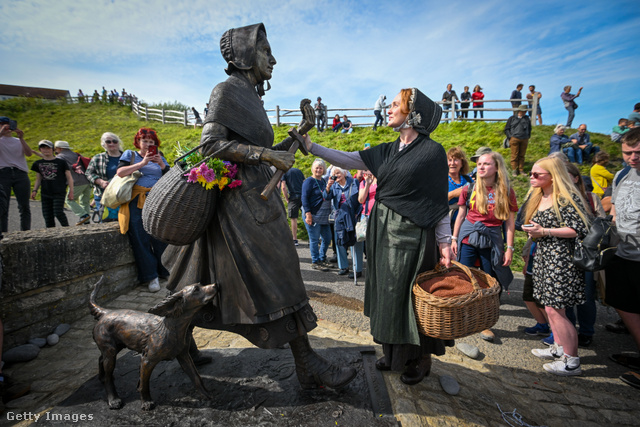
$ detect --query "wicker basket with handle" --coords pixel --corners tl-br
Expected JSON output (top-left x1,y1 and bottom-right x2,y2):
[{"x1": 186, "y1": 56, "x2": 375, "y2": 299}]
[
  {"x1": 412, "y1": 260, "x2": 500, "y2": 340},
  {"x1": 142, "y1": 141, "x2": 231, "y2": 246}
]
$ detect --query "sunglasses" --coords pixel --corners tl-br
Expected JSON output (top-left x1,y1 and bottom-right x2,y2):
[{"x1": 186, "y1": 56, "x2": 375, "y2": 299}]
[
  {"x1": 105, "y1": 140, "x2": 118, "y2": 144},
  {"x1": 139, "y1": 129, "x2": 156, "y2": 136},
  {"x1": 528, "y1": 172, "x2": 550, "y2": 179}
]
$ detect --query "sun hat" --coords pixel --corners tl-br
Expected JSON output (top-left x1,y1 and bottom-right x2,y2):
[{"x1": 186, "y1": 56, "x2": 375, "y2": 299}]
[
  {"x1": 517, "y1": 105, "x2": 528, "y2": 111},
  {"x1": 54, "y1": 141, "x2": 72, "y2": 149},
  {"x1": 470, "y1": 146, "x2": 492, "y2": 162}
]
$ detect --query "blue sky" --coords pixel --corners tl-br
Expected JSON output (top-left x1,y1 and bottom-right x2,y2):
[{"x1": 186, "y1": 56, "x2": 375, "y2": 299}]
[{"x1": 1, "y1": 0, "x2": 638, "y2": 135}]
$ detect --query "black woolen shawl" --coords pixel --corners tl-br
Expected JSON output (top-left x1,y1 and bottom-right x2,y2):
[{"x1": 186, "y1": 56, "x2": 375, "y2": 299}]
[
  {"x1": 360, "y1": 135, "x2": 448, "y2": 229},
  {"x1": 359, "y1": 88, "x2": 448, "y2": 229}
]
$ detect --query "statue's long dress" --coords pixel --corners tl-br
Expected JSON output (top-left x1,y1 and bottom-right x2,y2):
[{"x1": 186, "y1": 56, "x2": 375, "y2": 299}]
[{"x1": 164, "y1": 73, "x2": 316, "y2": 348}]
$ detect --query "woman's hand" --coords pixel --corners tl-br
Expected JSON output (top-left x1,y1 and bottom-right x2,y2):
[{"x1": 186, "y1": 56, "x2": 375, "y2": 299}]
[
  {"x1": 97, "y1": 178, "x2": 109, "y2": 189},
  {"x1": 305, "y1": 212, "x2": 313, "y2": 226},
  {"x1": 326, "y1": 176, "x2": 335, "y2": 188},
  {"x1": 502, "y1": 248, "x2": 513, "y2": 267},
  {"x1": 439, "y1": 243, "x2": 452, "y2": 268},
  {"x1": 525, "y1": 221, "x2": 545, "y2": 239},
  {"x1": 364, "y1": 173, "x2": 374, "y2": 186},
  {"x1": 302, "y1": 133, "x2": 313, "y2": 152},
  {"x1": 451, "y1": 240, "x2": 458, "y2": 257}
]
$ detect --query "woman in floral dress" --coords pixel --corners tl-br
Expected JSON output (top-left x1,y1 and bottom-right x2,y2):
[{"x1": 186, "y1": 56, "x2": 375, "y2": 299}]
[{"x1": 522, "y1": 156, "x2": 590, "y2": 376}]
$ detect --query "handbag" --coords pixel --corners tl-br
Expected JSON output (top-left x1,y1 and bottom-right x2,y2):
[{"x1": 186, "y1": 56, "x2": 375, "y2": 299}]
[
  {"x1": 101, "y1": 154, "x2": 141, "y2": 209},
  {"x1": 356, "y1": 191, "x2": 371, "y2": 242},
  {"x1": 573, "y1": 215, "x2": 618, "y2": 271}
]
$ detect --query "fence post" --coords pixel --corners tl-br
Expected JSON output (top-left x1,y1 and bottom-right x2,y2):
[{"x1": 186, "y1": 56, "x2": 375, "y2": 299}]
[
  {"x1": 161, "y1": 109, "x2": 165, "y2": 124},
  {"x1": 383, "y1": 107, "x2": 387, "y2": 126},
  {"x1": 144, "y1": 105, "x2": 148, "y2": 121},
  {"x1": 452, "y1": 101, "x2": 456, "y2": 122},
  {"x1": 276, "y1": 105, "x2": 280, "y2": 126},
  {"x1": 184, "y1": 110, "x2": 188, "y2": 127},
  {"x1": 531, "y1": 95, "x2": 538, "y2": 127}
]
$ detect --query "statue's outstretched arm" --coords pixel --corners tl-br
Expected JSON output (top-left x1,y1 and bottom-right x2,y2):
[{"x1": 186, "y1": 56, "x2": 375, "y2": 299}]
[{"x1": 201, "y1": 122, "x2": 294, "y2": 171}]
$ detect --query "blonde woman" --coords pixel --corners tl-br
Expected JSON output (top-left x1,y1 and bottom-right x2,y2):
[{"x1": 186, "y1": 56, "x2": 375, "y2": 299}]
[
  {"x1": 524, "y1": 156, "x2": 590, "y2": 376},
  {"x1": 452, "y1": 151, "x2": 518, "y2": 341}
]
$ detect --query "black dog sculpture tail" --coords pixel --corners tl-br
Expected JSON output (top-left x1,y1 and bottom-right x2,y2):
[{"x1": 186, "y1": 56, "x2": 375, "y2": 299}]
[{"x1": 89, "y1": 276, "x2": 217, "y2": 410}]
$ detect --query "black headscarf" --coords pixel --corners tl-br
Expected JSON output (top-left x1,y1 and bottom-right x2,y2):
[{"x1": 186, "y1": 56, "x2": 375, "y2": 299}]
[{"x1": 360, "y1": 88, "x2": 448, "y2": 229}]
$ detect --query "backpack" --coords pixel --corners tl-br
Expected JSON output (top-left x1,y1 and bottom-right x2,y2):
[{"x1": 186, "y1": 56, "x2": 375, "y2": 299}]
[{"x1": 72, "y1": 152, "x2": 91, "y2": 173}]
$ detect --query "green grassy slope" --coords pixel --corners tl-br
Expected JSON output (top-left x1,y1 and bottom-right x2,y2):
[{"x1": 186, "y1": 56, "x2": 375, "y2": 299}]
[{"x1": 1, "y1": 98, "x2": 623, "y2": 272}]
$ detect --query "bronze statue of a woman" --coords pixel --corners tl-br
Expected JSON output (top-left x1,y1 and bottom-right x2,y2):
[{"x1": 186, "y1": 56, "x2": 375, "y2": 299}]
[{"x1": 166, "y1": 23, "x2": 355, "y2": 389}]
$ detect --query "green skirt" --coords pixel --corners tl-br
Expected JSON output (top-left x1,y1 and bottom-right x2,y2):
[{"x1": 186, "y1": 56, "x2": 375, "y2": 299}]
[{"x1": 364, "y1": 202, "x2": 449, "y2": 350}]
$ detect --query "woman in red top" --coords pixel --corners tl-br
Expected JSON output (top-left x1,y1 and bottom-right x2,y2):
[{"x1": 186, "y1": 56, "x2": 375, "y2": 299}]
[
  {"x1": 451, "y1": 151, "x2": 517, "y2": 341},
  {"x1": 472, "y1": 85, "x2": 485, "y2": 119}
]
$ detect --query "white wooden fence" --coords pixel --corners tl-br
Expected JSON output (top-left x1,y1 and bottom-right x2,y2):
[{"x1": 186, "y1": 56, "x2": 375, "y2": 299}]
[{"x1": 70, "y1": 96, "x2": 540, "y2": 128}]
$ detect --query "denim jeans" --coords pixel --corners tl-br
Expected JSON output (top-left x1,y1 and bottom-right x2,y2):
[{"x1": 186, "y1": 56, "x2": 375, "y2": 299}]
[
  {"x1": 341, "y1": 128, "x2": 353, "y2": 134},
  {"x1": 580, "y1": 143, "x2": 600, "y2": 164},
  {"x1": 443, "y1": 104, "x2": 451, "y2": 119},
  {"x1": 473, "y1": 108, "x2": 484, "y2": 119},
  {"x1": 127, "y1": 194, "x2": 169, "y2": 283},
  {"x1": 305, "y1": 222, "x2": 331, "y2": 263},
  {"x1": 565, "y1": 105, "x2": 575, "y2": 127},
  {"x1": 563, "y1": 146, "x2": 581, "y2": 164},
  {"x1": 334, "y1": 227, "x2": 364, "y2": 272},
  {"x1": 459, "y1": 243, "x2": 492, "y2": 274},
  {"x1": 566, "y1": 271, "x2": 596, "y2": 336},
  {"x1": 316, "y1": 115, "x2": 326, "y2": 131},
  {"x1": 374, "y1": 110, "x2": 384, "y2": 128},
  {"x1": 0, "y1": 167, "x2": 31, "y2": 232}
]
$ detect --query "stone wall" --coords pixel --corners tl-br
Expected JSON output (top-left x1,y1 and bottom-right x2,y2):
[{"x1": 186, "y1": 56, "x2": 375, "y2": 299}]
[{"x1": 0, "y1": 223, "x2": 139, "y2": 349}]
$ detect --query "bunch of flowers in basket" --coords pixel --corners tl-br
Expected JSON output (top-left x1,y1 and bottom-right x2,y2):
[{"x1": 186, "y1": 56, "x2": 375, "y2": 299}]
[{"x1": 176, "y1": 142, "x2": 242, "y2": 191}]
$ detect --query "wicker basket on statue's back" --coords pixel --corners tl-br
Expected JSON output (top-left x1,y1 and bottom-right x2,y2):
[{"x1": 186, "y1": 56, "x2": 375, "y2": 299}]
[
  {"x1": 142, "y1": 141, "x2": 231, "y2": 246},
  {"x1": 413, "y1": 261, "x2": 500, "y2": 340}
]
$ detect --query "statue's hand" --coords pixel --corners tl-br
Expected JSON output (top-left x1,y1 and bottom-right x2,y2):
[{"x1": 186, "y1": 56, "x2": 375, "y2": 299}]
[
  {"x1": 299, "y1": 98, "x2": 315, "y2": 130},
  {"x1": 262, "y1": 150, "x2": 294, "y2": 171}
]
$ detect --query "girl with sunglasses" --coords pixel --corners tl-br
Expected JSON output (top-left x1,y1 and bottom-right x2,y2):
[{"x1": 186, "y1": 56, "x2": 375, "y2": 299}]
[
  {"x1": 85, "y1": 132, "x2": 125, "y2": 222},
  {"x1": 452, "y1": 151, "x2": 518, "y2": 342},
  {"x1": 523, "y1": 157, "x2": 590, "y2": 376}
]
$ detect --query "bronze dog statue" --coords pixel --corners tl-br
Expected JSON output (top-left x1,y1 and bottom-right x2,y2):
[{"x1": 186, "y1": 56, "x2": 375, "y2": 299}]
[{"x1": 89, "y1": 277, "x2": 217, "y2": 410}]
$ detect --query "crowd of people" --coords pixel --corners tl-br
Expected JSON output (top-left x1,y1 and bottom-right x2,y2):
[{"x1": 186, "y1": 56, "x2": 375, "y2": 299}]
[
  {"x1": 76, "y1": 87, "x2": 137, "y2": 105},
  {"x1": 1, "y1": 21, "x2": 639, "y2": 396}
]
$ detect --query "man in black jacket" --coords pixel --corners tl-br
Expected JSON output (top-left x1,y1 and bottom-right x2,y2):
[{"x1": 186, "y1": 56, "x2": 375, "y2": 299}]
[{"x1": 505, "y1": 105, "x2": 532, "y2": 176}]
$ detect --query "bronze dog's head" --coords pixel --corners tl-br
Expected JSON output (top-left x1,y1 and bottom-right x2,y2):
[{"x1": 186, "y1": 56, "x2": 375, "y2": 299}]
[{"x1": 148, "y1": 284, "x2": 217, "y2": 318}]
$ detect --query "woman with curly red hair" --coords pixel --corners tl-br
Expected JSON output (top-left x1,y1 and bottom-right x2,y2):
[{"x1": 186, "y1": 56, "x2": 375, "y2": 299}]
[{"x1": 116, "y1": 127, "x2": 170, "y2": 292}]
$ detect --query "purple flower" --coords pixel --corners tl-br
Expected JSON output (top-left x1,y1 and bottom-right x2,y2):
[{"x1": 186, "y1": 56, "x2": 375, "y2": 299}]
[{"x1": 203, "y1": 168, "x2": 216, "y2": 182}]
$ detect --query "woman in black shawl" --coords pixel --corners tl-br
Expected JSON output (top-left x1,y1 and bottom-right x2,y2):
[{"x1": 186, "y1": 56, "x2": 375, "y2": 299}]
[
  {"x1": 165, "y1": 23, "x2": 355, "y2": 390},
  {"x1": 303, "y1": 88, "x2": 453, "y2": 385}
]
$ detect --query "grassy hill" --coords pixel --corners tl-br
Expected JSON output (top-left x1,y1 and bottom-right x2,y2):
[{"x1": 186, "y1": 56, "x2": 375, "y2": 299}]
[{"x1": 1, "y1": 98, "x2": 623, "y2": 272}]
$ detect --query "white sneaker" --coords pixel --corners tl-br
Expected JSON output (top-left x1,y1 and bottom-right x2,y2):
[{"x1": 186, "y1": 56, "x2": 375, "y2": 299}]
[
  {"x1": 544, "y1": 355, "x2": 581, "y2": 376},
  {"x1": 148, "y1": 278, "x2": 161, "y2": 293},
  {"x1": 532, "y1": 343, "x2": 564, "y2": 360}
]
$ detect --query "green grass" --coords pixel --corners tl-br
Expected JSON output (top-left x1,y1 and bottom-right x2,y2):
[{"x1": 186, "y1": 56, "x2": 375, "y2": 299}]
[{"x1": 2, "y1": 98, "x2": 623, "y2": 273}]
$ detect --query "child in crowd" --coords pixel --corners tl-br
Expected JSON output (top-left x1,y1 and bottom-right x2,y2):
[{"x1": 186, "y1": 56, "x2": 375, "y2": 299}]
[
  {"x1": 590, "y1": 152, "x2": 614, "y2": 198},
  {"x1": 451, "y1": 151, "x2": 518, "y2": 342},
  {"x1": 30, "y1": 140, "x2": 74, "y2": 227},
  {"x1": 611, "y1": 118, "x2": 630, "y2": 142}
]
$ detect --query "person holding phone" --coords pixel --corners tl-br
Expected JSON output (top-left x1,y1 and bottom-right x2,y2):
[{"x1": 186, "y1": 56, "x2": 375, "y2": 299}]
[
  {"x1": 116, "y1": 127, "x2": 170, "y2": 293},
  {"x1": 524, "y1": 157, "x2": 590, "y2": 376},
  {"x1": 0, "y1": 116, "x2": 34, "y2": 232}
]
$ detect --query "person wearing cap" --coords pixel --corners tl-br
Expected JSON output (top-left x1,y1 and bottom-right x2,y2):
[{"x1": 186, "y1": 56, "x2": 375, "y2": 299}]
[
  {"x1": 30, "y1": 140, "x2": 74, "y2": 227},
  {"x1": 504, "y1": 104, "x2": 532, "y2": 176},
  {"x1": 0, "y1": 117, "x2": 34, "y2": 232},
  {"x1": 54, "y1": 141, "x2": 92, "y2": 225},
  {"x1": 314, "y1": 97, "x2": 326, "y2": 132},
  {"x1": 470, "y1": 146, "x2": 492, "y2": 180}
]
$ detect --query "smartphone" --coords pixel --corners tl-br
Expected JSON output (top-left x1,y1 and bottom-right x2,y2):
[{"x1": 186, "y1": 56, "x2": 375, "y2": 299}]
[
  {"x1": 147, "y1": 145, "x2": 157, "y2": 155},
  {"x1": 9, "y1": 119, "x2": 17, "y2": 131},
  {"x1": 522, "y1": 224, "x2": 534, "y2": 228}
]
